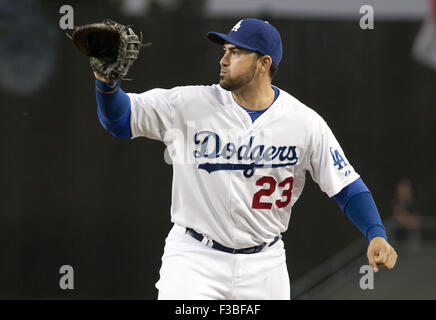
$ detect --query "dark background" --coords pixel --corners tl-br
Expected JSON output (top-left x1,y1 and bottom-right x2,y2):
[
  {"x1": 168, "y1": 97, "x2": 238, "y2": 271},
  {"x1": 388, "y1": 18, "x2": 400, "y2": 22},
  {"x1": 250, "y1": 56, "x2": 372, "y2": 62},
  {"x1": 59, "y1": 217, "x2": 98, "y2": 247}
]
[{"x1": 0, "y1": 0, "x2": 434, "y2": 299}]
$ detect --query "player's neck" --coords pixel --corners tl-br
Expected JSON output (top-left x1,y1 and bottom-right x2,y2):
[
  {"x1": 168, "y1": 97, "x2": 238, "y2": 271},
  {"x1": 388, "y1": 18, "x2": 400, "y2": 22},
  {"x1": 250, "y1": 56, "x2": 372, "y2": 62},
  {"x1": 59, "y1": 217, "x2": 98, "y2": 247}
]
[{"x1": 231, "y1": 82, "x2": 275, "y2": 111}]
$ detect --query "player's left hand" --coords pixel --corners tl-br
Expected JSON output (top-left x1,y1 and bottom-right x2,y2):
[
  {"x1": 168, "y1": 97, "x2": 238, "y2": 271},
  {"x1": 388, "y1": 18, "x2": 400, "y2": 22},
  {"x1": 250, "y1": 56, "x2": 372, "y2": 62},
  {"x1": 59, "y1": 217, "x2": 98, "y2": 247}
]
[{"x1": 367, "y1": 237, "x2": 398, "y2": 272}]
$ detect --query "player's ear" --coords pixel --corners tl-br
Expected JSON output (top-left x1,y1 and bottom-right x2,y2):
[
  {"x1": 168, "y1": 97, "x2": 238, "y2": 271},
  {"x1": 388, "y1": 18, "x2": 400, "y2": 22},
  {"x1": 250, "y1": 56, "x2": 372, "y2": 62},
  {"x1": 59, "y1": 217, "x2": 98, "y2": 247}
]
[{"x1": 258, "y1": 55, "x2": 272, "y2": 75}]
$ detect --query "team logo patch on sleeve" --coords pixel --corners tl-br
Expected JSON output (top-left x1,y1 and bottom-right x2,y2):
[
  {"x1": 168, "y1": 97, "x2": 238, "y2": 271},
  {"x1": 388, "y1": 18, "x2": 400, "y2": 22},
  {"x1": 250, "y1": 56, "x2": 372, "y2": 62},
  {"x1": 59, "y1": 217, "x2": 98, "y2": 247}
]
[{"x1": 330, "y1": 147, "x2": 348, "y2": 170}]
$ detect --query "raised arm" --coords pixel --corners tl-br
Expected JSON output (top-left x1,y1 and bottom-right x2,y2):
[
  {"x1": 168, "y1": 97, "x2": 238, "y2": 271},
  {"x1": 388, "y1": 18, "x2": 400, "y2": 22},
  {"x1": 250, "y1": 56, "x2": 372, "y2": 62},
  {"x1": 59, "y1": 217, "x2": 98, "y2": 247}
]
[
  {"x1": 71, "y1": 20, "x2": 144, "y2": 138},
  {"x1": 94, "y1": 72, "x2": 131, "y2": 138}
]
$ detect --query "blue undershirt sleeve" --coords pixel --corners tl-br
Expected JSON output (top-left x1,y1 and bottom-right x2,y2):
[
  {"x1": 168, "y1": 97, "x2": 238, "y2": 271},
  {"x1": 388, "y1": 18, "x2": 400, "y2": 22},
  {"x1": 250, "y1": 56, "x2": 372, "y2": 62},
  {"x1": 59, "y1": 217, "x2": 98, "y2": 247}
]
[
  {"x1": 95, "y1": 79, "x2": 132, "y2": 138},
  {"x1": 333, "y1": 178, "x2": 387, "y2": 241}
]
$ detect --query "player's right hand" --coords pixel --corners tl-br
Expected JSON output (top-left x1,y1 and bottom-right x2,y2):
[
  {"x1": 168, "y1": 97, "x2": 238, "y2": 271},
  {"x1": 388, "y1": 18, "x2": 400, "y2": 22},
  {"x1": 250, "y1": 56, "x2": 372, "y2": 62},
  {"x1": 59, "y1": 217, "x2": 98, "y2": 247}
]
[{"x1": 367, "y1": 237, "x2": 398, "y2": 272}]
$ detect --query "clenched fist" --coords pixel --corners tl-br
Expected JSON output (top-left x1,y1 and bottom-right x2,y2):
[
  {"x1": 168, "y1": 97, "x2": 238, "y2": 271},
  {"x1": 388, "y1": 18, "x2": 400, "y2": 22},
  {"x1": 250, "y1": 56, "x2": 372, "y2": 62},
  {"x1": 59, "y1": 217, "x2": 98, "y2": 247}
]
[{"x1": 367, "y1": 237, "x2": 398, "y2": 272}]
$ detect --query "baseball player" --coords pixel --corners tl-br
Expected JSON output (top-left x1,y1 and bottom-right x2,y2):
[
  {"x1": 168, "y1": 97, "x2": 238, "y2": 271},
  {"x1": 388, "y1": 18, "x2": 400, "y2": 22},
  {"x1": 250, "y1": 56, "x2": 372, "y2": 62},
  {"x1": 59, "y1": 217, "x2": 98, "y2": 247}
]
[{"x1": 90, "y1": 18, "x2": 397, "y2": 299}]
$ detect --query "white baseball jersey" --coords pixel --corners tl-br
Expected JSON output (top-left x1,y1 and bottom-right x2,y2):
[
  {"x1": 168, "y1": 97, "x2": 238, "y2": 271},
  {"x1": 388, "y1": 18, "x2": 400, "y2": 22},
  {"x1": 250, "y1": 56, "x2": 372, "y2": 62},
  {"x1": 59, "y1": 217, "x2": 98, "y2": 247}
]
[{"x1": 127, "y1": 84, "x2": 360, "y2": 249}]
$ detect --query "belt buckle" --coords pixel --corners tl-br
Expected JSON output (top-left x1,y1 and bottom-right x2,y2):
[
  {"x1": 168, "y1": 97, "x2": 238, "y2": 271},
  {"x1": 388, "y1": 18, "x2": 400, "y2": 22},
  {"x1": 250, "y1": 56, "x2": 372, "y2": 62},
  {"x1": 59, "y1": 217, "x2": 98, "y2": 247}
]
[
  {"x1": 200, "y1": 235, "x2": 214, "y2": 247},
  {"x1": 206, "y1": 239, "x2": 214, "y2": 248}
]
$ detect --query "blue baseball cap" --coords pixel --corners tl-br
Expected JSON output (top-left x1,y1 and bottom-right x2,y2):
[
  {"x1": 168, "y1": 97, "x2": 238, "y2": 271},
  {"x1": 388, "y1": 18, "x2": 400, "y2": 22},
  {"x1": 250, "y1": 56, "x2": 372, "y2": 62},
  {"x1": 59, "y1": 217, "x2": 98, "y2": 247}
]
[{"x1": 207, "y1": 18, "x2": 283, "y2": 67}]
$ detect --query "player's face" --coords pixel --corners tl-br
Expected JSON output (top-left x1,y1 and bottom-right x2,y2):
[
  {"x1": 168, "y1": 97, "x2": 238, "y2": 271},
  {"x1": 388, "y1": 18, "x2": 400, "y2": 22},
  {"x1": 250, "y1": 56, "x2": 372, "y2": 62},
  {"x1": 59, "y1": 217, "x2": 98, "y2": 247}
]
[{"x1": 219, "y1": 43, "x2": 259, "y2": 91}]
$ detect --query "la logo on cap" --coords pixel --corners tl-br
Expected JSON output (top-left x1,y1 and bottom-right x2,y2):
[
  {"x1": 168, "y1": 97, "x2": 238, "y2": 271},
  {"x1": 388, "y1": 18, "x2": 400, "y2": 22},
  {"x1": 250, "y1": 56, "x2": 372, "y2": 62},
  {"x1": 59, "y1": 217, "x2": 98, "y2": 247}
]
[{"x1": 231, "y1": 20, "x2": 243, "y2": 32}]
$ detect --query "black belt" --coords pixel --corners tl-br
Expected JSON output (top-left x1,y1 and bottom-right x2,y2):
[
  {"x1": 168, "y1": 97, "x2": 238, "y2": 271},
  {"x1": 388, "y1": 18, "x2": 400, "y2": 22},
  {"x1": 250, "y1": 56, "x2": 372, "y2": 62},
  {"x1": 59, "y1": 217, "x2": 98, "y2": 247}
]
[{"x1": 185, "y1": 228, "x2": 280, "y2": 254}]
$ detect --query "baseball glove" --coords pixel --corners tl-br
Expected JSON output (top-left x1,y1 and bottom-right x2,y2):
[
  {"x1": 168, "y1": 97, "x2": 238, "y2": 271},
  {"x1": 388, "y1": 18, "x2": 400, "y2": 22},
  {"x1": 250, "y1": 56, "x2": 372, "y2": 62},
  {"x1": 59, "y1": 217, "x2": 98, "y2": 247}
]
[{"x1": 71, "y1": 19, "x2": 149, "y2": 82}]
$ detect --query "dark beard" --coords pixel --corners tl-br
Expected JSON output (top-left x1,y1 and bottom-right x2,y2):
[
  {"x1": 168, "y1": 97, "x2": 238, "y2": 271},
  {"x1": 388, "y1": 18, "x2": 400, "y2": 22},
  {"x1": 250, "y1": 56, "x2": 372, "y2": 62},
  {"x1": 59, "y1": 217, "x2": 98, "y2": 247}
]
[{"x1": 219, "y1": 63, "x2": 257, "y2": 91}]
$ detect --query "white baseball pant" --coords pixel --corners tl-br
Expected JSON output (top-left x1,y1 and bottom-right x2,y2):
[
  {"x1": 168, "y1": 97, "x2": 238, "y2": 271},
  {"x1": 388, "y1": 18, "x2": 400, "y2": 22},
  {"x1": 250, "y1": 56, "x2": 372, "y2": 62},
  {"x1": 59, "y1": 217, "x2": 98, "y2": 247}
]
[{"x1": 156, "y1": 224, "x2": 290, "y2": 300}]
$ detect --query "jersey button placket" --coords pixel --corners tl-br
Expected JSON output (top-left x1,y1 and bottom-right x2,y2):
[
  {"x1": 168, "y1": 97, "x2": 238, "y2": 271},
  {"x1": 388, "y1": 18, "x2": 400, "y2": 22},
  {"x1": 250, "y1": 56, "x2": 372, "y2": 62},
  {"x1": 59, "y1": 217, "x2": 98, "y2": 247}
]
[{"x1": 228, "y1": 141, "x2": 240, "y2": 250}]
